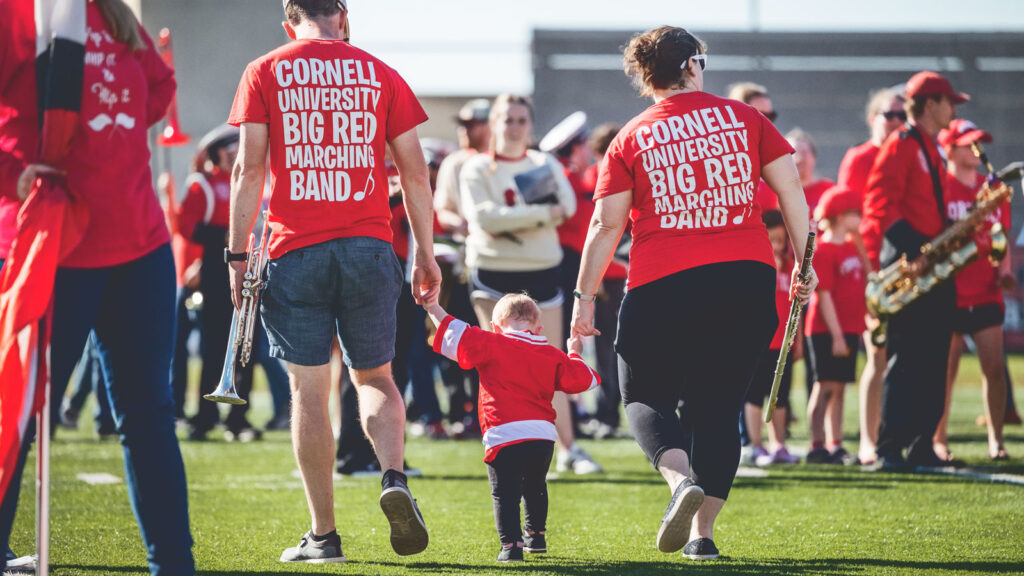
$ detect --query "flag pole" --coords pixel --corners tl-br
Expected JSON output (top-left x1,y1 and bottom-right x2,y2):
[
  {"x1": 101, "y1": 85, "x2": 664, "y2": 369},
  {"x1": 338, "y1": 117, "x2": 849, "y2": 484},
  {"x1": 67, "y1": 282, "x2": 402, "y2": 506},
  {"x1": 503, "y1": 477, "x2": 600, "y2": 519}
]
[{"x1": 35, "y1": 350, "x2": 50, "y2": 576}]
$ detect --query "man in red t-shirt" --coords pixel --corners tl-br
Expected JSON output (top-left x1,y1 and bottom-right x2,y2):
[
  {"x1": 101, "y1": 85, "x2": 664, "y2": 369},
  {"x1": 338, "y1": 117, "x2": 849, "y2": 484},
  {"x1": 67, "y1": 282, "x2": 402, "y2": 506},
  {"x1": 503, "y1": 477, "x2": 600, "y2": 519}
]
[
  {"x1": 862, "y1": 71, "x2": 968, "y2": 471},
  {"x1": 227, "y1": 0, "x2": 440, "y2": 562}
]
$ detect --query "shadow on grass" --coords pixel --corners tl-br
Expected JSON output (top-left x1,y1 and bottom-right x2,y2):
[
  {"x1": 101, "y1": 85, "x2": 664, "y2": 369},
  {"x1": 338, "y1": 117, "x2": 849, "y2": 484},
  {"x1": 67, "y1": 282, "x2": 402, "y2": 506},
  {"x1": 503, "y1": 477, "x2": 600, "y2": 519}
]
[
  {"x1": 57, "y1": 556, "x2": 1024, "y2": 575},
  {"x1": 349, "y1": 557, "x2": 1024, "y2": 575}
]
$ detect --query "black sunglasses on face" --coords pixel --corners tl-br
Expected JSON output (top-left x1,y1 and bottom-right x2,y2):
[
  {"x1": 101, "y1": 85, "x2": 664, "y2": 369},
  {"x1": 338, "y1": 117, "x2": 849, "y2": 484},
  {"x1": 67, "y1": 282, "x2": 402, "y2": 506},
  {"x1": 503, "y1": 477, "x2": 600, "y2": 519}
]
[
  {"x1": 763, "y1": 110, "x2": 778, "y2": 122},
  {"x1": 882, "y1": 110, "x2": 907, "y2": 121}
]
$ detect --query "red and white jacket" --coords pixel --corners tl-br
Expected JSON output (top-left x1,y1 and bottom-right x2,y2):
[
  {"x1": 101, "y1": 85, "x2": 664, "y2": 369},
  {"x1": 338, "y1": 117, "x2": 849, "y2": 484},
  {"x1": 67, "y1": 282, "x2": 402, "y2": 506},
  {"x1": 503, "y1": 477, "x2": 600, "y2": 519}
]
[{"x1": 433, "y1": 316, "x2": 599, "y2": 461}]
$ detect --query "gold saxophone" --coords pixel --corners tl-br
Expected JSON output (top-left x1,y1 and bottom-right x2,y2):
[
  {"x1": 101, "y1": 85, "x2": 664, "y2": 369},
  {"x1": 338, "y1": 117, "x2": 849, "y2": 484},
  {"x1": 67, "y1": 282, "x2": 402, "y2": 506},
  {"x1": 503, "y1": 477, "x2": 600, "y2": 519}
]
[{"x1": 866, "y1": 144, "x2": 1021, "y2": 346}]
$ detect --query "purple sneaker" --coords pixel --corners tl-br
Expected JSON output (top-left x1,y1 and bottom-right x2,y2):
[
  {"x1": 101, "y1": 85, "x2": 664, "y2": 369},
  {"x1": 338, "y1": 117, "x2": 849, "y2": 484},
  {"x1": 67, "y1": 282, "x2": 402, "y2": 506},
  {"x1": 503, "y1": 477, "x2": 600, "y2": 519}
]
[{"x1": 756, "y1": 446, "x2": 799, "y2": 466}]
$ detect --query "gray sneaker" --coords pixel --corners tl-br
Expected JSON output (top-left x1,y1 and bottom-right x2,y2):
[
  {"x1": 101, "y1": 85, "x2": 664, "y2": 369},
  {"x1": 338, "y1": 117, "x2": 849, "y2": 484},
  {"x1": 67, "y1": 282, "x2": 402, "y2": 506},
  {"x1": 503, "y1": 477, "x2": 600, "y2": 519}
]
[
  {"x1": 380, "y1": 471, "x2": 429, "y2": 556},
  {"x1": 656, "y1": 477, "x2": 704, "y2": 553},
  {"x1": 683, "y1": 537, "x2": 719, "y2": 560},
  {"x1": 279, "y1": 531, "x2": 346, "y2": 563}
]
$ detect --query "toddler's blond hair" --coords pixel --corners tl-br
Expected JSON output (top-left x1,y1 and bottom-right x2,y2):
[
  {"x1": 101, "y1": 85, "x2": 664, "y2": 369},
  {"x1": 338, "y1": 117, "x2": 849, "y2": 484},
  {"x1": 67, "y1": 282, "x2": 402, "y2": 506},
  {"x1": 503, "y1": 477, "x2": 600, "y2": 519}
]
[{"x1": 492, "y1": 292, "x2": 541, "y2": 327}]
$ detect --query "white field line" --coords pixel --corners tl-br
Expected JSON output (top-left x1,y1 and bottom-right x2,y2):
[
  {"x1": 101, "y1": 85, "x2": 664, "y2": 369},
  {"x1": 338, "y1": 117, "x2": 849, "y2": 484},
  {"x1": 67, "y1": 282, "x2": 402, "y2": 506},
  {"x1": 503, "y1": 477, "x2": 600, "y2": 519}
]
[{"x1": 76, "y1": 473, "x2": 121, "y2": 485}]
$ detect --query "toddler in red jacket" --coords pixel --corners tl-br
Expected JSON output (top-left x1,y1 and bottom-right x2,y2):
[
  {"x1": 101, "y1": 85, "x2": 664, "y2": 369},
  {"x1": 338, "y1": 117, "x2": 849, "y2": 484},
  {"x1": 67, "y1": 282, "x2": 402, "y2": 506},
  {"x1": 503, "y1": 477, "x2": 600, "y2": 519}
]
[{"x1": 424, "y1": 292, "x2": 599, "y2": 562}]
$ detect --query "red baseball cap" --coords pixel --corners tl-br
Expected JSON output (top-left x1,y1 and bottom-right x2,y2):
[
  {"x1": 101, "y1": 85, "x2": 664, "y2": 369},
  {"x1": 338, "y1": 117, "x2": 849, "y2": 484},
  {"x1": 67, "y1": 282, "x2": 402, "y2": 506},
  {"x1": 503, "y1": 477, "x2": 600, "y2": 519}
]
[
  {"x1": 814, "y1": 185, "x2": 862, "y2": 222},
  {"x1": 938, "y1": 119, "x2": 992, "y2": 149},
  {"x1": 905, "y1": 71, "x2": 970, "y2": 104}
]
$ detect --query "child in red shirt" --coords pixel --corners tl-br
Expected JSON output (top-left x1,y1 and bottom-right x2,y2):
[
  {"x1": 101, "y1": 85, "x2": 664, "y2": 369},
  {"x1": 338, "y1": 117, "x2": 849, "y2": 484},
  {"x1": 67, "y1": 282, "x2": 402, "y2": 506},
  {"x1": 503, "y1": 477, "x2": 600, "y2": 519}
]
[
  {"x1": 425, "y1": 292, "x2": 599, "y2": 562},
  {"x1": 805, "y1": 186, "x2": 866, "y2": 464}
]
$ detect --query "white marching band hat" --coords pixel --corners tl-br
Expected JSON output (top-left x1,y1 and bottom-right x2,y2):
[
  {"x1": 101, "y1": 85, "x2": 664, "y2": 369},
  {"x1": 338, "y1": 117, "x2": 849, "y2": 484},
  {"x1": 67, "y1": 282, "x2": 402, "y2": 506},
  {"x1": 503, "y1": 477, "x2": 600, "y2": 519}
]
[{"x1": 539, "y1": 111, "x2": 587, "y2": 153}]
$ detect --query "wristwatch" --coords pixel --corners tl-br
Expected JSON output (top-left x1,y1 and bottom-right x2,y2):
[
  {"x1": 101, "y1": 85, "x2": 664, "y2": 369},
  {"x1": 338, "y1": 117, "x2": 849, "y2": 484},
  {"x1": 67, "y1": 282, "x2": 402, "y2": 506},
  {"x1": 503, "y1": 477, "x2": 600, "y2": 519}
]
[
  {"x1": 224, "y1": 249, "x2": 248, "y2": 264},
  {"x1": 572, "y1": 289, "x2": 595, "y2": 302}
]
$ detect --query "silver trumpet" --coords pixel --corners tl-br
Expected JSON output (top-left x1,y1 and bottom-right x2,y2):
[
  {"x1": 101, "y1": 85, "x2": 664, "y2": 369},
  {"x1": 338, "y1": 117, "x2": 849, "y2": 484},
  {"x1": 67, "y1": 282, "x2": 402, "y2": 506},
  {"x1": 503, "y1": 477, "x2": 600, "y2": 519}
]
[{"x1": 205, "y1": 213, "x2": 271, "y2": 405}]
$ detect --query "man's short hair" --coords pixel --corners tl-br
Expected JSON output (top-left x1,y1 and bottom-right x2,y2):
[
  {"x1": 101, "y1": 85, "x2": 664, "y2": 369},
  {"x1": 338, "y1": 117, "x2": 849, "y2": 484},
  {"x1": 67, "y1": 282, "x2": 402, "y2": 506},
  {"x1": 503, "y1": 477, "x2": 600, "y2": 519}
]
[
  {"x1": 285, "y1": 0, "x2": 344, "y2": 26},
  {"x1": 492, "y1": 293, "x2": 541, "y2": 327},
  {"x1": 727, "y1": 82, "x2": 768, "y2": 105}
]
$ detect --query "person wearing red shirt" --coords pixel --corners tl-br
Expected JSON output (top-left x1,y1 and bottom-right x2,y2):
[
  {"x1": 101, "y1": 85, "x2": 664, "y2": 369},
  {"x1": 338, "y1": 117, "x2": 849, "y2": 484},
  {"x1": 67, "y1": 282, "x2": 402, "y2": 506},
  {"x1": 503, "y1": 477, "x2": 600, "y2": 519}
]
[
  {"x1": 227, "y1": 0, "x2": 440, "y2": 562},
  {"x1": 786, "y1": 128, "x2": 834, "y2": 218},
  {"x1": 837, "y1": 85, "x2": 906, "y2": 465},
  {"x1": 933, "y1": 120, "x2": 1011, "y2": 461},
  {"x1": 177, "y1": 125, "x2": 268, "y2": 442},
  {"x1": 582, "y1": 122, "x2": 629, "y2": 437},
  {"x1": 744, "y1": 210, "x2": 800, "y2": 466},
  {"x1": 862, "y1": 70, "x2": 969, "y2": 471},
  {"x1": 425, "y1": 293, "x2": 598, "y2": 562},
  {"x1": 571, "y1": 26, "x2": 815, "y2": 561},
  {"x1": 804, "y1": 186, "x2": 866, "y2": 465},
  {"x1": 0, "y1": 1, "x2": 194, "y2": 573}
]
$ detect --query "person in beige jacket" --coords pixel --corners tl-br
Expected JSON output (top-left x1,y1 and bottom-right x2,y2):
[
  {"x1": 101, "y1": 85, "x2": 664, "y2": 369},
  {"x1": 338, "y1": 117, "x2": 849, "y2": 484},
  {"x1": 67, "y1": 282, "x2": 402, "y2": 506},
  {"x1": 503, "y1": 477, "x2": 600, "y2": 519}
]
[{"x1": 460, "y1": 93, "x2": 603, "y2": 475}]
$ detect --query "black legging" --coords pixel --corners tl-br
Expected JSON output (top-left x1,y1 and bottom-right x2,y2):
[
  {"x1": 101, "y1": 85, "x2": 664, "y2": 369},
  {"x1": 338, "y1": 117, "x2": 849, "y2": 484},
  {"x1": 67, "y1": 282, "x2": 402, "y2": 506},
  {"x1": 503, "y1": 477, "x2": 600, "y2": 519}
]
[
  {"x1": 616, "y1": 261, "x2": 776, "y2": 500},
  {"x1": 486, "y1": 440, "x2": 554, "y2": 546}
]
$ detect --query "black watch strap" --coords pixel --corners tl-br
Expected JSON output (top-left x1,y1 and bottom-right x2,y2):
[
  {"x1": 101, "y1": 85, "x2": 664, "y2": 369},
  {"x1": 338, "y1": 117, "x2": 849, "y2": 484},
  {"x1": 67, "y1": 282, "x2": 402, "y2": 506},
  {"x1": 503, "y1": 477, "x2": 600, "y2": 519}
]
[{"x1": 224, "y1": 248, "x2": 248, "y2": 263}]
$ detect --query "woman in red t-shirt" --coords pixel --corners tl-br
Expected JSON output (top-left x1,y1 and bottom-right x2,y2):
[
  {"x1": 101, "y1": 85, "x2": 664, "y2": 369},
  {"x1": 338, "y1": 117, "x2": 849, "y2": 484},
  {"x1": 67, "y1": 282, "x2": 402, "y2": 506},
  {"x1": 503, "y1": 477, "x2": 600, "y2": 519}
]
[
  {"x1": 571, "y1": 26, "x2": 816, "y2": 561},
  {"x1": 934, "y1": 120, "x2": 1011, "y2": 461},
  {"x1": 837, "y1": 86, "x2": 906, "y2": 465},
  {"x1": 1, "y1": 0, "x2": 193, "y2": 572}
]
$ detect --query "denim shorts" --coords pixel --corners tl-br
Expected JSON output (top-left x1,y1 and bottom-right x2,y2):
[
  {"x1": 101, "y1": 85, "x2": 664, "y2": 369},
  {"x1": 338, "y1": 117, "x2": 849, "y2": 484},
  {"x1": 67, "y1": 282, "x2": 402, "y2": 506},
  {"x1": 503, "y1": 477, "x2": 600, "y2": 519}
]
[{"x1": 261, "y1": 237, "x2": 403, "y2": 369}]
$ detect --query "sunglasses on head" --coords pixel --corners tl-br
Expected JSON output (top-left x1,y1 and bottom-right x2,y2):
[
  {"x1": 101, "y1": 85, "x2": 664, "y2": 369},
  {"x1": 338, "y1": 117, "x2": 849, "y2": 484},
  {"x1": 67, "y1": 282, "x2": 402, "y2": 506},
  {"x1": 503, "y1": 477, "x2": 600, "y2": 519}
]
[
  {"x1": 682, "y1": 53, "x2": 707, "y2": 71},
  {"x1": 881, "y1": 110, "x2": 907, "y2": 122}
]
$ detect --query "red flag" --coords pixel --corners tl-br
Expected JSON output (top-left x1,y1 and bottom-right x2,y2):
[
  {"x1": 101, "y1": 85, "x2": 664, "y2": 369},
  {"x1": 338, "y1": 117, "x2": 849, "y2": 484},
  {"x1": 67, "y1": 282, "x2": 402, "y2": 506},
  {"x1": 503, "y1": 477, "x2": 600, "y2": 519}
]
[{"x1": 0, "y1": 179, "x2": 88, "y2": 499}]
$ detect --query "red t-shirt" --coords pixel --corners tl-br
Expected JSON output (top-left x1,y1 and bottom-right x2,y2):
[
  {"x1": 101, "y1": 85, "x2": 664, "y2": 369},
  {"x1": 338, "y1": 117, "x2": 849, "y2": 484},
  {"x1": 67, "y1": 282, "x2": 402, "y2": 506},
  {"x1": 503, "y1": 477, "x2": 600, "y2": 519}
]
[
  {"x1": 770, "y1": 259, "x2": 794, "y2": 350},
  {"x1": 806, "y1": 240, "x2": 866, "y2": 335},
  {"x1": 803, "y1": 178, "x2": 834, "y2": 215},
  {"x1": 946, "y1": 172, "x2": 1010, "y2": 310},
  {"x1": 838, "y1": 140, "x2": 879, "y2": 199},
  {"x1": 862, "y1": 126, "x2": 947, "y2": 267},
  {"x1": 228, "y1": 39, "x2": 428, "y2": 259},
  {"x1": 595, "y1": 91, "x2": 792, "y2": 289},
  {"x1": 433, "y1": 316, "x2": 599, "y2": 461},
  {"x1": 1, "y1": 3, "x2": 173, "y2": 268},
  {"x1": 757, "y1": 178, "x2": 833, "y2": 221},
  {"x1": 557, "y1": 160, "x2": 594, "y2": 254},
  {"x1": 579, "y1": 163, "x2": 627, "y2": 280},
  {"x1": 178, "y1": 167, "x2": 232, "y2": 238}
]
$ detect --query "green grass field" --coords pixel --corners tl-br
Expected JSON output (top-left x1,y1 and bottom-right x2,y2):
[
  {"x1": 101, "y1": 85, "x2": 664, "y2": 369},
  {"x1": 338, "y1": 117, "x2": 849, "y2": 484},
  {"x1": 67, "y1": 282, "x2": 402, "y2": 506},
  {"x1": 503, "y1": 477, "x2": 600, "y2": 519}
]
[{"x1": 8, "y1": 354, "x2": 1024, "y2": 575}]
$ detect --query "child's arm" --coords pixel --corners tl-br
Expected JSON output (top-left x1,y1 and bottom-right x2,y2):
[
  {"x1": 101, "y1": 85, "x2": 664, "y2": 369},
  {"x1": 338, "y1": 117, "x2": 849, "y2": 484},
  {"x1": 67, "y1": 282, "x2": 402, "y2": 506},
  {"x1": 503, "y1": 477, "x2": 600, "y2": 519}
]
[
  {"x1": 423, "y1": 298, "x2": 449, "y2": 330},
  {"x1": 817, "y1": 290, "x2": 850, "y2": 357},
  {"x1": 558, "y1": 339, "x2": 601, "y2": 395}
]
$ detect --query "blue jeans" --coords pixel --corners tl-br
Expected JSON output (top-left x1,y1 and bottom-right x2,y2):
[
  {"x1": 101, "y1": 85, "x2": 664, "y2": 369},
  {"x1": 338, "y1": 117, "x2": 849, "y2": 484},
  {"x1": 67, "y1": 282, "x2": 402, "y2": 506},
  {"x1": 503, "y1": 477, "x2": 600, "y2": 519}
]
[
  {"x1": 0, "y1": 245, "x2": 195, "y2": 575},
  {"x1": 64, "y1": 331, "x2": 115, "y2": 433}
]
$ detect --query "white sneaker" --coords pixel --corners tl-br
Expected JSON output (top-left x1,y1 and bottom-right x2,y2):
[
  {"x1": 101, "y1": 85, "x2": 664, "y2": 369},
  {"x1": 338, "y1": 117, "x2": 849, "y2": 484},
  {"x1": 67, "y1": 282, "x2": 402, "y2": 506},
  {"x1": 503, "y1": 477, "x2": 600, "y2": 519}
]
[
  {"x1": 569, "y1": 445, "x2": 603, "y2": 475},
  {"x1": 555, "y1": 449, "x2": 573, "y2": 473},
  {"x1": 5, "y1": 554, "x2": 38, "y2": 575}
]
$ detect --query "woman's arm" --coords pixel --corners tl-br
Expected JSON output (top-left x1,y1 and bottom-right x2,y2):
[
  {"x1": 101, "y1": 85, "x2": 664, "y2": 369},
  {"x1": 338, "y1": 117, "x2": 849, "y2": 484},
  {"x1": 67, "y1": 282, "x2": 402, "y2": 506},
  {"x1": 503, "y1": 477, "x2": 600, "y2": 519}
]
[
  {"x1": 571, "y1": 190, "x2": 632, "y2": 336},
  {"x1": 460, "y1": 161, "x2": 558, "y2": 234}
]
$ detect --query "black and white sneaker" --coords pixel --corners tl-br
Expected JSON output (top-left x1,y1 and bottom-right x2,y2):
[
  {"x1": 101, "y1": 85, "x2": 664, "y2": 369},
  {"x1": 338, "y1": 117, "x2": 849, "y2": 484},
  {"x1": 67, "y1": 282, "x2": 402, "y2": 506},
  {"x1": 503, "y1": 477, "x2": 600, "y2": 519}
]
[
  {"x1": 523, "y1": 532, "x2": 546, "y2": 553},
  {"x1": 656, "y1": 477, "x2": 704, "y2": 553},
  {"x1": 683, "y1": 537, "x2": 719, "y2": 560},
  {"x1": 380, "y1": 470, "x2": 429, "y2": 556},
  {"x1": 279, "y1": 531, "x2": 346, "y2": 563},
  {"x1": 496, "y1": 542, "x2": 524, "y2": 562}
]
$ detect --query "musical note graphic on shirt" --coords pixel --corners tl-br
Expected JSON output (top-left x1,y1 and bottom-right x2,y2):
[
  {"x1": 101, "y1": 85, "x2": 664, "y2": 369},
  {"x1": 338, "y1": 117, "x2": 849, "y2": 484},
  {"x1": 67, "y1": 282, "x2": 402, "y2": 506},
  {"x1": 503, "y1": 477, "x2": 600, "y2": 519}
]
[
  {"x1": 733, "y1": 205, "x2": 751, "y2": 225},
  {"x1": 354, "y1": 171, "x2": 374, "y2": 201}
]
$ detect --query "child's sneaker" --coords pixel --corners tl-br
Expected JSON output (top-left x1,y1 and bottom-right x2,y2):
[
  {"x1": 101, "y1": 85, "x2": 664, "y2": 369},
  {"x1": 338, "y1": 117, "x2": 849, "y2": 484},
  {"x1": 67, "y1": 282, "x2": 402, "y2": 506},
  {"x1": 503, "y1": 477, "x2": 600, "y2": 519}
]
[
  {"x1": 497, "y1": 542, "x2": 524, "y2": 562},
  {"x1": 523, "y1": 532, "x2": 546, "y2": 553},
  {"x1": 829, "y1": 446, "x2": 859, "y2": 465},
  {"x1": 279, "y1": 531, "x2": 346, "y2": 563},
  {"x1": 756, "y1": 446, "x2": 799, "y2": 466},
  {"x1": 805, "y1": 446, "x2": 832, "y2": 463}
]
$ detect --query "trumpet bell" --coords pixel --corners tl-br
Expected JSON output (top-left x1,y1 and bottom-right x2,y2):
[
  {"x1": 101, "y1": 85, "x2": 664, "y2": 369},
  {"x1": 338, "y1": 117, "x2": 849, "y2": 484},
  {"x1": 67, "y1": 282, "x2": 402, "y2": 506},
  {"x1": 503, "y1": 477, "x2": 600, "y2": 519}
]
[{"x1": 204, "y1": 309, "x2": 249, "y2": 405}]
